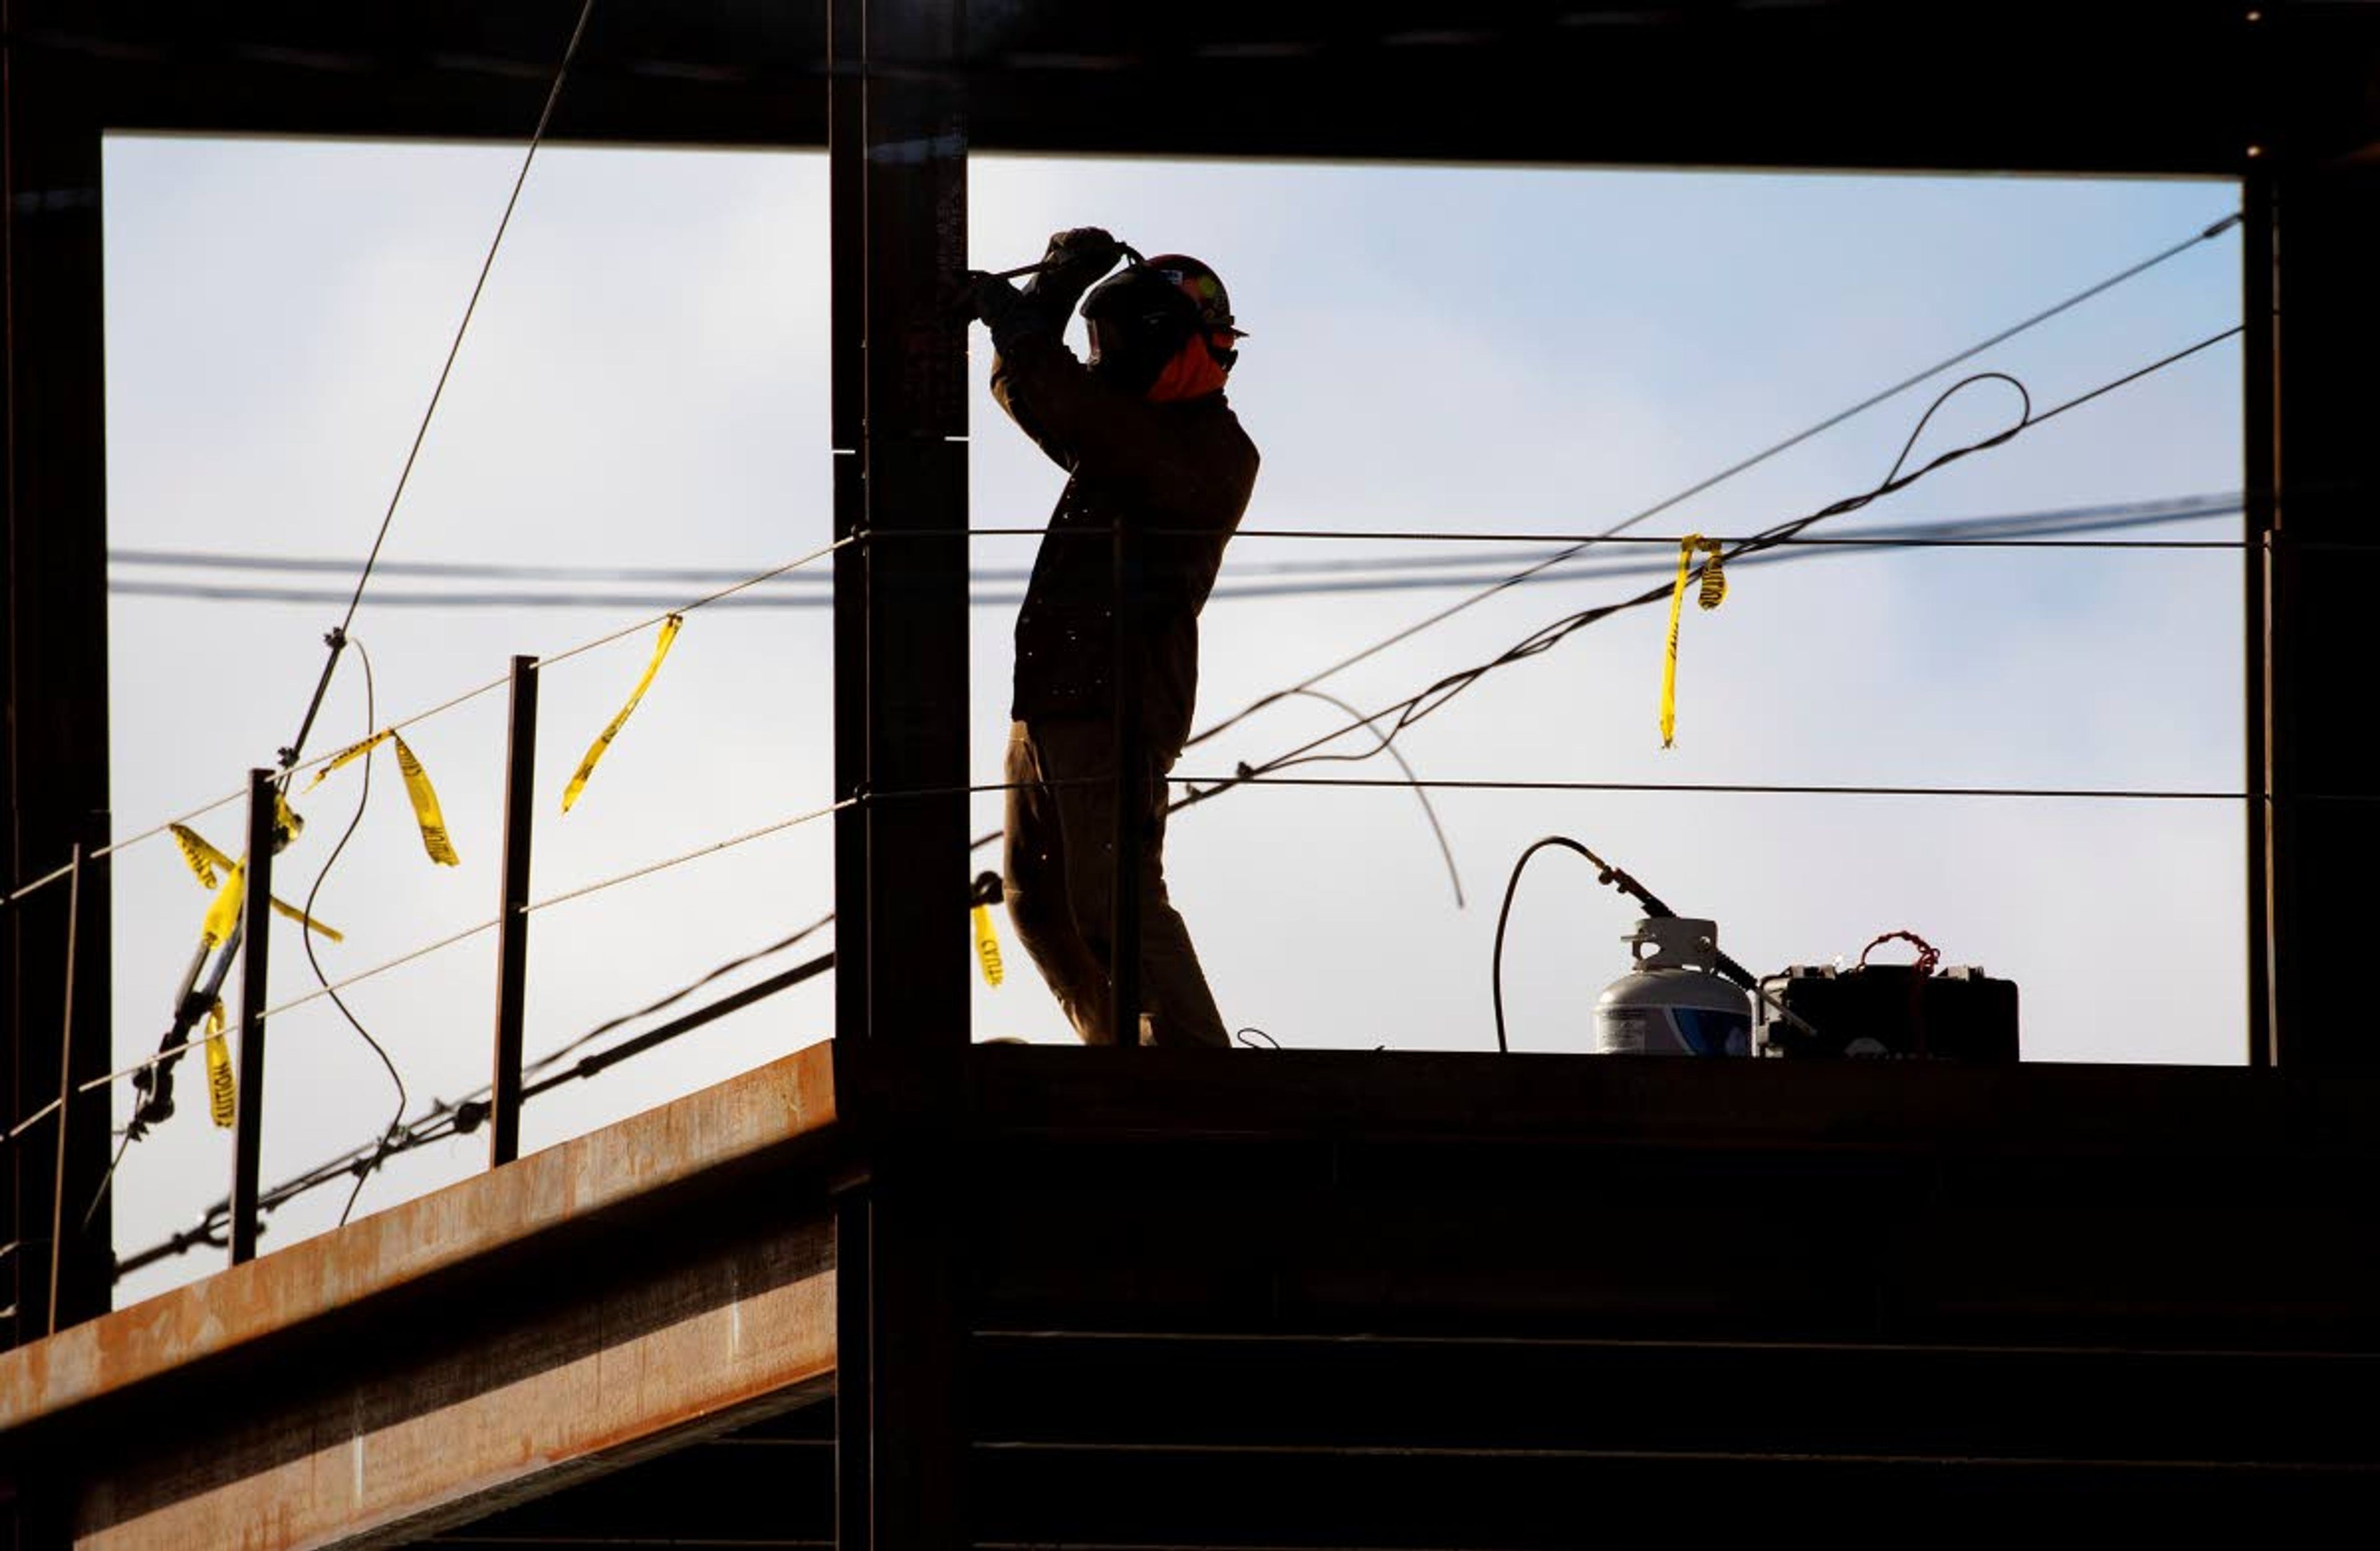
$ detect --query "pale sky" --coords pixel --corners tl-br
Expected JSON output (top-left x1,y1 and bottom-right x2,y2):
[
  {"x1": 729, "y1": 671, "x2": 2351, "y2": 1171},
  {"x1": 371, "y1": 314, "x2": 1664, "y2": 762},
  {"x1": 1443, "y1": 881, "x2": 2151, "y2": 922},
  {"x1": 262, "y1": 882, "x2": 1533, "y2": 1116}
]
[{"x1": 94, "y1": 138, "x2": 2242, "y2": 1302}]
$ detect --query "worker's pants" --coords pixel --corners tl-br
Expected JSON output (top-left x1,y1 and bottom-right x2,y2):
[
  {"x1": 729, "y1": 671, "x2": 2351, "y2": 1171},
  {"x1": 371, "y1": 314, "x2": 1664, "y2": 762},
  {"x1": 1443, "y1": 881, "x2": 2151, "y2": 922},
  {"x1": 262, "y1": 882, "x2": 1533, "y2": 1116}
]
[{"x1": 1002, "y1": 719, "x2": 1229, "y2": 1048}]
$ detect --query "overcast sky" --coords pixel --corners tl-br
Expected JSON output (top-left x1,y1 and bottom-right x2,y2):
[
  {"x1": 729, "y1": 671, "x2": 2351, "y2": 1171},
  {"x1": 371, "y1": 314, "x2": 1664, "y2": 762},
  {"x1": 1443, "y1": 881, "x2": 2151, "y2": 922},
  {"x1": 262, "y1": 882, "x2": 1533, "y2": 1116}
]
[{"x1": 92, "y1": 137, "x2": 2242, "y2": 1303}]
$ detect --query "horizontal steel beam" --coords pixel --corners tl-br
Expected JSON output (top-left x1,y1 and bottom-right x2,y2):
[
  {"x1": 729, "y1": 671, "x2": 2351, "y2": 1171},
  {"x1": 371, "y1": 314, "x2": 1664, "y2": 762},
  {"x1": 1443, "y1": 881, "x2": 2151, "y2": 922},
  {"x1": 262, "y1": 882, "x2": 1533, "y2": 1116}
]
[
  {"x1": 1, "y1": 1041, "x2": 839, "y2": 1550},
  {"x1": 25, "y1": 2, "x2": 2379, "y2": 175}
]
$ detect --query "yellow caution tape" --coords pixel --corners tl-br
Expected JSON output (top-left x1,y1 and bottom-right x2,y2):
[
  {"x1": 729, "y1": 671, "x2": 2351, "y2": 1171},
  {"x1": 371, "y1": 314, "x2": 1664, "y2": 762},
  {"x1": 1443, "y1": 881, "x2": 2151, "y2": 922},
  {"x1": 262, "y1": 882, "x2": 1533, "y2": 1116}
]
[
  {"x1": 304, "y1": 730, "x2": 394, "y2": 792},
  {"x1": 392, "y1": 734, "x2": 460, "y2": 865},
  {"x1": 170, "y1": 823, "x2": 343, "y2": 942},
  {"x1": 170, "y1": 824, "x2": 231, "y2": 891},
  {"x1": 204, "y1": 1001, "x2": 236, "y2": 1129},
  {"x1": 307, "y1": 727, "x2": 456, "y2": 865},
  {"x1": 201, "y1": 864, "x2": 245, "y2": 948},
  {"x1": 1698, "y1": 542, "x2": 1727, "y2": 611},
  {"x1": 973, "y1": 902, "x2": 1005, "y2": 988},
  {"x1": 563, "y1": 614, "x2": 682, "y2": 813},
  {"x1": 269, "y1": 896, "x2": 344, "y2": 942},
  {"x1": 1659, "y1": 534, "x2": 1727, "y2": 749}
]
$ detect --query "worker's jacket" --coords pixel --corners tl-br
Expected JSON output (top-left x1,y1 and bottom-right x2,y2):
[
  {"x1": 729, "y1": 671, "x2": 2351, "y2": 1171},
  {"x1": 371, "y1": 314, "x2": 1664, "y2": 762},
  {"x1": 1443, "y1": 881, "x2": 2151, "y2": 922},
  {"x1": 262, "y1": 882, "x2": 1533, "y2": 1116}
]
[{"x1": 992, "y1": 336, "x2": 1259, "y2": 762}]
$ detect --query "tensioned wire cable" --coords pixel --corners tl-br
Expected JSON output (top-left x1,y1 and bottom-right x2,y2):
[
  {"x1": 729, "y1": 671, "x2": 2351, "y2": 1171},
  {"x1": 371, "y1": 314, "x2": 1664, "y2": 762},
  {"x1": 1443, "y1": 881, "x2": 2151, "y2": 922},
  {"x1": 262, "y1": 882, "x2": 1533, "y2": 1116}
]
[
  {"x1": 107, "y1": 497, "x2": 2248, "y2": 611},
  {"x1": 26, "y1": 245, "x2": 2252, "y2": 1157},
  {"x1": 11, "y1": 212, "x2": 2242, "y2": 912},
  {"x1": 55, "y1": 483, "x2": 2229, "y2": 912},
  {"x1": 276, "y1": 0, "x2": 599, "y2": 780},
  {"x1": 86, "y1": 239, "x2": 2258, "y2": 1256},
  {"x1": 69, "y1": 798, "x2": 853, "y2": 1102},
  {"x1": 1179, "y1": 210, "x2": 2244, "y2": 754},
  {"x1": 44, "y1": 481, "x2": 2235, "y2": 917},
  {"x1": 97, "y1": 341, "x2": 2250, "y2": 1256},
  {"x1": 5, "y1": 320, "x2": 2244, "y2": 1155},
  {"x1": 46, "y1": 73, "x2": 2252, "y2": 1259},
  {"x1": 117, "y1": 909, "x2": 844, "y2": 1268},
  {"x1": 4, "y1": 0, "x2": 599, "y2": 924},
  {"x1": 105, "y1": 489, "x2": 2247, "y2": 591},
  {"x1": 1188, "y1": 327, "x2": 2243, "y2": 796},
  {"x1": 0, "y1": 532, "x2": 856, "y2": 919}
]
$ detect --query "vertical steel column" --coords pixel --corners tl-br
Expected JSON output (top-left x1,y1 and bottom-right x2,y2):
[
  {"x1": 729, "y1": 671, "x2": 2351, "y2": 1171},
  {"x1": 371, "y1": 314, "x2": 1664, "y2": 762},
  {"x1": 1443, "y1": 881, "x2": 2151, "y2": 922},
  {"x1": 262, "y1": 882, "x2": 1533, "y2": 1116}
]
[
  {"x1": 2242, "y1": 168, "x2": 2279, "y2": 1067},
  {"x1": 2263, "y1": 157, "x2": 2380, "y2": 1065},
  {"x1": 490, "y1": 655, "x2": 539, "y2": 1166},
  {"x1": 1110, "y1": 523, "x2": 1144, "y2": 1046},
  {"x1": 829, "y1": 0, "x2": 869, "y2": 1053},
  {"x1": 3, "y1": 17, "x2": 113, "y2": 1346},
  {"x1": 831, "y1": 0, "x2": 971, "y2": 1545},
  {"x1": 231, "y1": 770, "x2": 277, "y2": 1264},
  {"x1": 827, "y1": 2, "x2": 873, "y2": 1539},
  {"x1": 855, "y1": 3, "x2": 971, "y2": 1056}
]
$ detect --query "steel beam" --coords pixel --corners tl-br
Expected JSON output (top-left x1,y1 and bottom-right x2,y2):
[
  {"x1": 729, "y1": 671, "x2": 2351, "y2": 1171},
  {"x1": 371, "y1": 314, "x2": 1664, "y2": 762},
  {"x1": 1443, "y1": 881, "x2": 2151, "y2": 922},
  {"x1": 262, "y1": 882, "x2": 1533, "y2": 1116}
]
[
  {"x1": 3, "y1": 8, "x2": 113, "y2": 1356},
  {"x1": 0, "y1": 1042, "x2": 840, "y2": 1550},
  {"x1": 829, "y1": 0, "x2": 867, "y2": 1053},
  {"x1": 829, "y1": 0, "x2": 971, "y2": 1543},
  {"x1": 0, "y1": 4, "x2": 2303, "y2": 177},
  {"x1": 848, "y1": 2, "x2": 970, "y2": 1059},
  {"x1": 2262, "y1": 157, "x2": 2380, "y2": 1064}
]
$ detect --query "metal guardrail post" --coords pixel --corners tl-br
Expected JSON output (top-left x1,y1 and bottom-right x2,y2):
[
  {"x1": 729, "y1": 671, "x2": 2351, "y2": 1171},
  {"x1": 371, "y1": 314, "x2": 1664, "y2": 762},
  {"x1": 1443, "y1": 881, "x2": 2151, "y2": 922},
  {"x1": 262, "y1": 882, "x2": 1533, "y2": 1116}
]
[
  {"x1": 230, "y1": 768, "x2": 275, "y2": 1265},
  {"x1": 45, "y1": 843, "x2": 82, "y2": 1335},
  {"x1": 490, "y1": 655, "x2": 539, "y2": 1166}
]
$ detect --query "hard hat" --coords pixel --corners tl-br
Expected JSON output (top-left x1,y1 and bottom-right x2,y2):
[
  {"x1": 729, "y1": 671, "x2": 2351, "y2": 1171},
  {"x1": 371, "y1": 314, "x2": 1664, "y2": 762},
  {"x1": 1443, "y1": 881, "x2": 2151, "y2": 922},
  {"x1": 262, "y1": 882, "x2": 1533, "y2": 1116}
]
[
  {"x1": 1140, "y1": 254, "x2": 1245, "y2": 338},
  {"x1": 1080, "y1": 254, "x2": 1244, "y2": 388}
]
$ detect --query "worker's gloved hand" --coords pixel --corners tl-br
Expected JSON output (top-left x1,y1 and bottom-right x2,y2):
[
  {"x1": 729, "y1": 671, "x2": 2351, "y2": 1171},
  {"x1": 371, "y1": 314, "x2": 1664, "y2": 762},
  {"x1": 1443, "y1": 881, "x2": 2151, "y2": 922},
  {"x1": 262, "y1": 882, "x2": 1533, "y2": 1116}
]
[
  {"x1": 961, "y1": 269, "x2": 1025, "y2": 329},
  {"x1": 1038, "y1": 226, "x2": 1122, "y2": 292}
]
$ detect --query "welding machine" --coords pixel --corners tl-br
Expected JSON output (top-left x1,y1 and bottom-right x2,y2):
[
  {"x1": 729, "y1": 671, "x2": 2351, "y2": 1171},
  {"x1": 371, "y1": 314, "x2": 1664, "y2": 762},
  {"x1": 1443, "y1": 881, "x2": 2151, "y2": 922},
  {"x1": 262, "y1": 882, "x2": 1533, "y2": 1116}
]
[{"x1": 1753, "y1": 933, "x2": 2018, "y2": 1061}]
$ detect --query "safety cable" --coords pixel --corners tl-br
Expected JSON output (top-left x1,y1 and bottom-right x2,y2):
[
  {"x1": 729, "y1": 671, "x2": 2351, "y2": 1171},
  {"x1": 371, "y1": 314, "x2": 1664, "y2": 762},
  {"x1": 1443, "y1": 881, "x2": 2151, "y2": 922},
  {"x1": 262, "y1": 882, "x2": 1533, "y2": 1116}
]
[
  {"x1": 108, "y1": 498, "x2": 2250, "y2": 611},
  {"x1": 107, "y1": 488, "x2": 2247, "y2": 594},
  {"x1": 14, "y1": 209, "x2": 2246, "y2": 908},
  {"x1": 0, "y1": 325, "x2": 2248, "y2": 1160},
  {"x1": 1186, "y1": 330, "x2": 2241, "y2": 798},
  {"x1": 73, "y1": 798, "x2": 852, "y2": 1102},
  {"x1": 7, "y1": 203, "x2": 2246, "y2": 916},
  {"x1": 46, "y1": 215, "x2": 2246, "y2": 913},
  {"x1": 1, "y1": 533, "x2": 854, "y2": 921},
  {"x1": 113, "y1": 939, "x2": 840, "y2": 1276},
  {"x1": 26, "y1": 475, "x2": 2224, "y2": 935},
  {"x1": 519, "y1": 799, "x2": 853, "y2": 916},
  {"x1": 277, "y1": 0, "x2": 598, "y2": 780},
  {"x1": 1173, "y1": 776, "x2": 2252, "y2": 803},
  {"x1": 519, "y1": 912, "x2": 835, "y2": 1080},
  {"x1": 27, "y1": 301, "x2": 2250, "y2": 1177},
  {"x1": 1179, "y1": 211, "x2": 2243, "y2": 755}
]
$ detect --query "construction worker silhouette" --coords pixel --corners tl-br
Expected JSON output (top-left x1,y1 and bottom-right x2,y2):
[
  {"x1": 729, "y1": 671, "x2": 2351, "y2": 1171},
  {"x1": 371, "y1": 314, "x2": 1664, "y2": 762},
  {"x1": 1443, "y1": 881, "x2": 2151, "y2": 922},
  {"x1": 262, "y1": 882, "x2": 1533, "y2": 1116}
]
[{"x1": 965, "y1": 228, "x2": 1258, "y2": 1046}]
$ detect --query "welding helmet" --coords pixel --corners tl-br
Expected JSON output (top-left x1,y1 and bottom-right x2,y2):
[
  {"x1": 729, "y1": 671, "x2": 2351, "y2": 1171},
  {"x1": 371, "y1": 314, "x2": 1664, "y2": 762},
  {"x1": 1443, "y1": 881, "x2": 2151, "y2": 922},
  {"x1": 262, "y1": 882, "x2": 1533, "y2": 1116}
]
[{"x1": 1082, "y1": 254, "x2": 1245, "y2": 395}]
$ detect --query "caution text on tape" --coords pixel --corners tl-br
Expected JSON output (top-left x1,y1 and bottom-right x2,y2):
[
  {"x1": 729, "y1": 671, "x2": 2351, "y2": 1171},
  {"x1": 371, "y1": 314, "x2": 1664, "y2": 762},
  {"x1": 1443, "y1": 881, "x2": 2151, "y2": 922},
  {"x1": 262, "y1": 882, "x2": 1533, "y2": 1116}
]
[{"x1": 1659, "y1": 534, "x2": 1728, "y2": 749}]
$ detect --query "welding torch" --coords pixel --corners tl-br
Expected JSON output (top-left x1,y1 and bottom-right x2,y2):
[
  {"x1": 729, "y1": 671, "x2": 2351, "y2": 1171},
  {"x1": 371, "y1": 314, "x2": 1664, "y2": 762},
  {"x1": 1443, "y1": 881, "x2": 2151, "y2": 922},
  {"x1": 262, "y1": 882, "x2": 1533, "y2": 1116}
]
[{"x1": 982, "y1": 240, "x2": 1148, "y2": 283}]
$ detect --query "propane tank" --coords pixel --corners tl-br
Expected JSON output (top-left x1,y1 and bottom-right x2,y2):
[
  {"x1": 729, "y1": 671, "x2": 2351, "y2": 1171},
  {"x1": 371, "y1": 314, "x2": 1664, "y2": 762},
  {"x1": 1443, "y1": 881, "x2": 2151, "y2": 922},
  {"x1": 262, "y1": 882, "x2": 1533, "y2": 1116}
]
[{"x1": 1593, "y1": 916, "x2": 1751, "y2": 1056}]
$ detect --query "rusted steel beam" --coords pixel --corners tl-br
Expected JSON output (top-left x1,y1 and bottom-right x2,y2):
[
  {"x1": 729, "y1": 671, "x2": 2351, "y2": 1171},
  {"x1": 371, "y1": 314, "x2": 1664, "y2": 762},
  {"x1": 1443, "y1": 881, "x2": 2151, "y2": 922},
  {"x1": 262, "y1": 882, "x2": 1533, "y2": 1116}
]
[
  {"x1": 0, "y1": 1042, "x2": 839, "y2": 1551},
  {"x1": 0, "y1": 1039, "x2": 835, "y2": 1433},
  {"x1": 73, "y1": 1217, "x2": 832, "y2": 1551}
]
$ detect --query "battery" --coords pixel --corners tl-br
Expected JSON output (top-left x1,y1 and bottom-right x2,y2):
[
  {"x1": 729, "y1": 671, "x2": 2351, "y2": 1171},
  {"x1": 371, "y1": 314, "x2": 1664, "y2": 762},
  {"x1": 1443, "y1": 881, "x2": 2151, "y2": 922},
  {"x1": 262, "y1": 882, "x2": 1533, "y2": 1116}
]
[{"x1": 1755, "y1": 962, "x2": 2018, "y2": 1061}]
